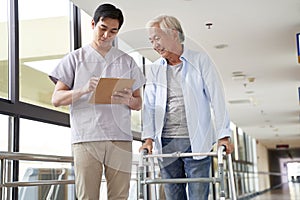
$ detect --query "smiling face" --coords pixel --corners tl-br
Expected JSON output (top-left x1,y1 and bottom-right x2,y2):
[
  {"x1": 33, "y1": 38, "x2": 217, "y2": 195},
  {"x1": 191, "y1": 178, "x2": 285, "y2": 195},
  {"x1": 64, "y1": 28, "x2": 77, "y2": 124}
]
[
  {"x1": 148, "y1": 24, "x2": 179, "y2": 58},
  {"x1": 92, "y1": 17, "x2": 119, "y2": 48}
]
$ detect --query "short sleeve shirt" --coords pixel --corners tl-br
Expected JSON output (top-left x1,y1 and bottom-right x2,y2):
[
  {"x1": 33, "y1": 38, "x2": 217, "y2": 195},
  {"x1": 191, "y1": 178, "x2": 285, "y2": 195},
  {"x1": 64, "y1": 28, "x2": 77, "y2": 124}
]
[{"x1": 49, "y1": 44, "x2": 146, "y2": 143}]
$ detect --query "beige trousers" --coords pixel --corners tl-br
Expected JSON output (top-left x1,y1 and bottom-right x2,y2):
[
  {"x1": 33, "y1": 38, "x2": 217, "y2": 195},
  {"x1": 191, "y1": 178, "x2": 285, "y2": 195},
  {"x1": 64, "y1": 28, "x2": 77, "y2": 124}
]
[{"x1": 72, "y1": 141, "x2": 132, "y2": 200}]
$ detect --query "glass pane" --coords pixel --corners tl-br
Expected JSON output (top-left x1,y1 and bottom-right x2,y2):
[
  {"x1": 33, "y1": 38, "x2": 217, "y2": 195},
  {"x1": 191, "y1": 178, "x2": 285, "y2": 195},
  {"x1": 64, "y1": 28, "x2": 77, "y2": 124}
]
[
  {"x1": 0, "y1": 0, "x2": 8, "y2": 99},
  {"x1": 19, "y1": 118, "x2": 72, "y2": 175},
  {"x1": 237, "y1": 127, "x2": 246, "y2": 161},
  {"x1": 19, "y1": 118, "x2": 71, "y2": 155},
  {"x1": 81, "y1": 9, "x2": 93, "y2": 46},
  {"x1": 18, "y1": 0, "x2": 70, "y2": 112},
  {"x1": 19, "y1": 118, "x2": 73, "y2": 199},
  {"x1": 0, "y1": 114, "x2": 9, "y2": 151},
  {"x1": 18, "y1": 168, "x2": 75, "y2": 200},
  {"x1": 230, "y1": 122, "x2": 238, "y2": 160},
  {"x1": 246, "y1": 135, "x2": 253, "y2": 162},
  {"x1": 127, "y1": 51, "x2": 144, "y2": 133}
]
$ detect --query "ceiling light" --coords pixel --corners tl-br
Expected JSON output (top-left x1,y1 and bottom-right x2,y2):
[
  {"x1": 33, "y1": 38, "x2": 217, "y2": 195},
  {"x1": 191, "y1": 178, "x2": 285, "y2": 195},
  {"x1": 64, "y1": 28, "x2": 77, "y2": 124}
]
[
  {"x1": 232, "y1": 74, "x2": 246, "y2": 80},
  {"x1": 248, "y1": 77, "x2": 255, "y2": 82},
  {"x1": 245, "y1": 90, "x2": 254, "y2": 94},
  {"x1": 228, "y1": 99, "x2": 251, "y2": 104},
  {"x1": 232, "y1": 71, "x2": 244, "y2": 75},
  {"x1": 231, "y1": 71, "x2": 246, "y2": 80},
  {"x1": 215, "y1": 44, "x2": 228, "y2": 49}
]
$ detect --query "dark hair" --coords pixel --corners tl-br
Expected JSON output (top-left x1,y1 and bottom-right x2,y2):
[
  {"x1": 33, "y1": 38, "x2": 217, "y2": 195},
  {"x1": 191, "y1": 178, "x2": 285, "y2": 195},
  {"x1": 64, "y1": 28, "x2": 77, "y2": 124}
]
[{"x1": 93, "y1": 3, "x2": 124, "y2": 29}]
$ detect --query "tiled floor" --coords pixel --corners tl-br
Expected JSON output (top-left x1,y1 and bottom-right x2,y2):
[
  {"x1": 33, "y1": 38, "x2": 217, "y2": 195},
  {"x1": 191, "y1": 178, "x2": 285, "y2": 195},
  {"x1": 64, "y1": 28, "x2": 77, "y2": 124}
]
[{"x1": 251, "y1": 182, "x2": 300, "y2": 200}]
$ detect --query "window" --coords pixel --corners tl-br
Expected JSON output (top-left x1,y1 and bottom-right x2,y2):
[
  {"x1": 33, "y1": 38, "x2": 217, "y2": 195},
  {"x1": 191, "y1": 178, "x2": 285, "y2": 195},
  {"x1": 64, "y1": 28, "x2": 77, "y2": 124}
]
[
  {"x1": 0, "y1": 114, "x2": 9, "y2": 151},
  {"x1": 18, "y1": 0, "x2": 70, "y2": 112},
  {"x1": 80, "y1": 9, "x2": 93, "y2": 46},
  {"x1": 19, "y1": 118, "x2": 71, "y2": 156},
  {"x1": 0, "y1": 0, "x2": 8, "y2": 99},
  {"x1": 19, "y1": 117, "x2": 72, "y2": 174},
  {"x1": 19, "y1": 118, "x2": 73, "y2": 199},
  {"x1": 237, "y1": 127, "x2": 246, "y2": 161}
]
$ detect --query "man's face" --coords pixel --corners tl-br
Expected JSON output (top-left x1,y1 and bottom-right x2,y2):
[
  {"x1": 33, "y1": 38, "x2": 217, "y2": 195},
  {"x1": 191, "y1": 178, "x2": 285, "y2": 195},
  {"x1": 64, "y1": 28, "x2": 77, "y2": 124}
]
[
  {"x1": 92, "y1": 17, "x2": 119, "y2": 47},
  {"x1": 148, "y1": 24, "x2": 177, "y2": 58}
]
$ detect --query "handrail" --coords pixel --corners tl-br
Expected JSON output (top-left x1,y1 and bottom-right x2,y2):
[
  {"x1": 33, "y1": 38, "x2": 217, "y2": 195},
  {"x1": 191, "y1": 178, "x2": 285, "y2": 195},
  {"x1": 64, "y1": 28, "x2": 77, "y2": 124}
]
[
  {"x1": 2, "y1": 180, "x2": 74, "y2": 187},
  {"x1": 0, "y1": 151, "x2": 140, "y2": 188},
  {"x1": 0, "y1": 151, "x2": 74, "y2": 192},
  {"x1": 0, "y1": 151, "x2": 73, "y2": 163}
]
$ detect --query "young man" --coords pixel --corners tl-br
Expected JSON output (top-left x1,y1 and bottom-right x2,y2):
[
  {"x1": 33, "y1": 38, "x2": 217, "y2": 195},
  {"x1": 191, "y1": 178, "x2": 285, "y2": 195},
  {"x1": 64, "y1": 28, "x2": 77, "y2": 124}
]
[
  {"x1": 140, "y1": 15, "x2": 234, "y2": 200},
  {"x1": 49, "y1": 4, "x2": 146, "y2": 199}
]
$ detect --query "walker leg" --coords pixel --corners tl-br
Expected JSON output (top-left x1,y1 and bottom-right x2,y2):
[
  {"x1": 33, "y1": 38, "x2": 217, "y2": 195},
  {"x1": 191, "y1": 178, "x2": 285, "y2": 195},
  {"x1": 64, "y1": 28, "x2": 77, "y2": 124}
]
[
  {"x1": 227, "y1": 154, "x2": 237, "y2": 200},
  {"x1": 138, "y1": 149, "x2": 148, "y2": 199},
  {"x1": 218, "y1": 146, "x2": 226, "y2": 199}
]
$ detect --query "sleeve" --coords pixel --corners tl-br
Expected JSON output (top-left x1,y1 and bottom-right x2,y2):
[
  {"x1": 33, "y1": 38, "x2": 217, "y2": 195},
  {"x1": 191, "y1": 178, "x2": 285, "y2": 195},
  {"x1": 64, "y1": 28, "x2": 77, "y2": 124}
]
[
  {"x1": 48, "y1": 53, "x2": 76, "y2": 89},
  {"x1": 141, "y1": 65, "x2": 157, "y2": 140},
  {"x1": 201, "y1": 53, "x2": 232, "y2": 139}
]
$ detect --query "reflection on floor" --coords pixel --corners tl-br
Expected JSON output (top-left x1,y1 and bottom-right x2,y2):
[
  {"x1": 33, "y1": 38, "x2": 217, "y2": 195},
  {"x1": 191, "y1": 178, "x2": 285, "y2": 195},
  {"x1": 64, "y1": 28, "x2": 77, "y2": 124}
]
[{"x1": 251, "y1": 182, "x2": 300, "y2": 200}]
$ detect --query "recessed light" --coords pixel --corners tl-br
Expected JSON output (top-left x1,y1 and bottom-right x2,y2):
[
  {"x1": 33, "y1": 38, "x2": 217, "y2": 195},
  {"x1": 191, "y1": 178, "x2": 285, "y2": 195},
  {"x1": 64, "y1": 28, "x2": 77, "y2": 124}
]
[
  {"x1": 232, "y1": 71, "x2": 244, "y2": 75},
  {"x1": 228, "y1": 99, "x2": 251, "y2": 104},
  {"x1": 232, "y1": 74, "x2": 245, "y2": 80},
  {"x1": 215, "y1": 44, "x2": 228, "y2": 49},
  {"x1": 245, "y1": 90, "x2": 254, "y2": 94},
  {"x1": 248, "y1": 77, "x2": 255, "y2": 82}
]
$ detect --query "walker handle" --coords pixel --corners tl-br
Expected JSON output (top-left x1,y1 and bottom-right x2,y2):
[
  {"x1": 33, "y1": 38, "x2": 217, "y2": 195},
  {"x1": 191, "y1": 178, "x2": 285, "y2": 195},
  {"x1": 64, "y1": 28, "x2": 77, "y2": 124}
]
[
  {"x1": 142, "y1": 148, "x2": 149, "y2": 155},
  {"x1": 221, "y1": 144, "x2": 227, "y2": 152}
]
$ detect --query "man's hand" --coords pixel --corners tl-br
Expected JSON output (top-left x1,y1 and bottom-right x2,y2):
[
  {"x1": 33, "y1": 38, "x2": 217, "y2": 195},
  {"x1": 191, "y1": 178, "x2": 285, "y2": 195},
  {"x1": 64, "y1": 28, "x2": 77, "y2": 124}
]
[
  {"x1": 52, "y1": 77, "x2": 99, "y2": 107},
  {"x1": 139, "y1": 138, "x2": 153, "y2": 154},
  {"x1": 81, "y1": 77, "x2": 99, "y2": 94},
  {"x1": 218, "y1": 137, "x2": 234, "y2": 154},
  {"x1": 111, "y1": 88, "x2": 133, "y2": 105}
]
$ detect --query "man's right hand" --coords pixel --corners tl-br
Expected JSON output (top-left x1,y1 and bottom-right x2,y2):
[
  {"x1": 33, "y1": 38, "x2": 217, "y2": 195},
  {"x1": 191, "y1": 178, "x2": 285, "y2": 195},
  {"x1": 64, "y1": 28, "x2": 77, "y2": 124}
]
[
  {"x1": 139, "y1": 138, "x2": 153, "y2": 154},
  {"x1": 81, "y1": 77, "x2": 99, "y2": 94}
]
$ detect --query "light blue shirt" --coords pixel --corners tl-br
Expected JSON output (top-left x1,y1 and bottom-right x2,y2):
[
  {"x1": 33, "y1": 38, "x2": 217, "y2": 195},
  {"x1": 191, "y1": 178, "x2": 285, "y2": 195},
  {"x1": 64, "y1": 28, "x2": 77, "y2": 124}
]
[{"x1": 142, "y1": 47, "x2": 232, "y2": 159}]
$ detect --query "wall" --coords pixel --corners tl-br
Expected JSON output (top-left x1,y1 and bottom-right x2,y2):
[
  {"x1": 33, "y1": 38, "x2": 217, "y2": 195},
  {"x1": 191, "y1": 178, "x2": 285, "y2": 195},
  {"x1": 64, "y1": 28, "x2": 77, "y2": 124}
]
[{"x1": 256, "y1": 141, "x2": 270, "y2": 191}]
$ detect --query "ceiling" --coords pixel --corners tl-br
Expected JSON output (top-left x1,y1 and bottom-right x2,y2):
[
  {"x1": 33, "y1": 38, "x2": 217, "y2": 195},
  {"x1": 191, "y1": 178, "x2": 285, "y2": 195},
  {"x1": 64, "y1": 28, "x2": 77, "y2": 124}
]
[{"x1": 71, "y1": 0, "x2": 300, "y2": 149}]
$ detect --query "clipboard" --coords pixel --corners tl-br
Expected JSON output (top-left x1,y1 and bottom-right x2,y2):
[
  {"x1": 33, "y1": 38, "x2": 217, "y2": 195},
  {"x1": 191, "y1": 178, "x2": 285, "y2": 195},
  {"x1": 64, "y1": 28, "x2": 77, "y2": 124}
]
[{"x1": 89, "y1": 78, "x2": 135, "y2": 104}]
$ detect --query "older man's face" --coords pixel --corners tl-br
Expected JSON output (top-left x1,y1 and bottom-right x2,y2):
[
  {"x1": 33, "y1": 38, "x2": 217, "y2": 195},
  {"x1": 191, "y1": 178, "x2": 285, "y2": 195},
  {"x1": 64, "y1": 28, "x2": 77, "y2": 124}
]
[{"x1": 148, "y1": 24, "x2": 177, "y2": 58}]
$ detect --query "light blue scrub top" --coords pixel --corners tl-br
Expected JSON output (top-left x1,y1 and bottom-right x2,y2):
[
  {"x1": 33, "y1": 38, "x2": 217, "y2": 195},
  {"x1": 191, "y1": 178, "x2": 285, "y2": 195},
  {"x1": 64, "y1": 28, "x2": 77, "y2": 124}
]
[{"x1": 50, "y1": 44, "x2": 146, "y2": 144}]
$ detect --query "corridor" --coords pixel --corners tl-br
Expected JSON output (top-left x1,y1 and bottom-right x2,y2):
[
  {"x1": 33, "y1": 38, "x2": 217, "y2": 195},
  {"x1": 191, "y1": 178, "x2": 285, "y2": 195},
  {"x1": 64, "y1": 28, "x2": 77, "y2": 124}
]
[{"x1": 251, "y1": 182, "x2": 300, "y2": 200}]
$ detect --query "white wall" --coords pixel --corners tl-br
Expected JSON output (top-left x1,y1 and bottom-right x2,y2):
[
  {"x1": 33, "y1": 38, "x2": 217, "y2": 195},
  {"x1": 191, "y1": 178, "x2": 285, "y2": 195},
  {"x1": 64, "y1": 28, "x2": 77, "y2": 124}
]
[{"x1": 255, "y1": 141, "x2": 270, "y2": 190}]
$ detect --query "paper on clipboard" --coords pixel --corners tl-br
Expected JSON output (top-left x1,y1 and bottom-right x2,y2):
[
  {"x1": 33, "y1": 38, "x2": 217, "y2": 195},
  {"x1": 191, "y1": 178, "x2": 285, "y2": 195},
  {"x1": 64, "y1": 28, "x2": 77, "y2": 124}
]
[{"x1": 89, "y1": 78, "x2": 135, "y2": 104}]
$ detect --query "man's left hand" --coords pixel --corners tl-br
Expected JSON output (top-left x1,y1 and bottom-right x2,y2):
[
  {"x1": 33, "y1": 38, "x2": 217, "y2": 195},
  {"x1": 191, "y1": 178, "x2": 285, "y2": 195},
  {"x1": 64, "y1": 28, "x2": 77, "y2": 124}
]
[{"x1": 111, "y1": 88, "x2": 133, "y2": 106}]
